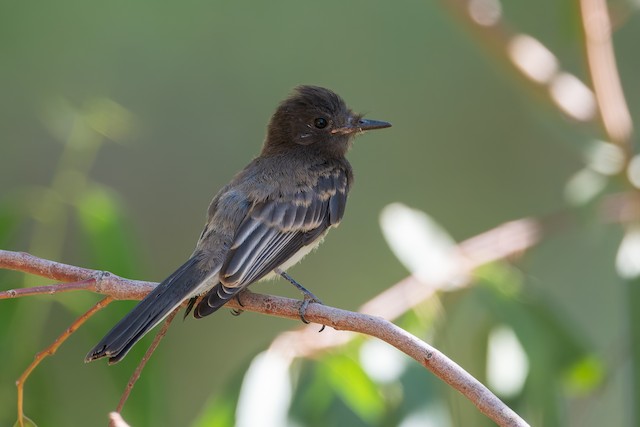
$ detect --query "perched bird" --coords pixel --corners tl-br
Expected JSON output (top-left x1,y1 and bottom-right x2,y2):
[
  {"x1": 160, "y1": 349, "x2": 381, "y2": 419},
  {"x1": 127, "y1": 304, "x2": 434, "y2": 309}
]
[{"x1": 86, "y1": 85, "x2": 391, "y2": 364}]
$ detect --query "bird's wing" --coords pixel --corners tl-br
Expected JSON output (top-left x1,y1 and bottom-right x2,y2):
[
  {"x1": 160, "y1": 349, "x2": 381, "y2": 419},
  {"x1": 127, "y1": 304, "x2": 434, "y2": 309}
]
[{"x1": 193, "y1": 167, "x2": 349, "y2": 317}]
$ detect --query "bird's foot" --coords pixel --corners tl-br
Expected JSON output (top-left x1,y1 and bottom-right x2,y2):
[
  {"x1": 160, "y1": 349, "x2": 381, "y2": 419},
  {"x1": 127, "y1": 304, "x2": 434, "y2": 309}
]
[
  {"x1": 298, "y1": 292, "x2": 325, "y2": 332},
  {"x1": 230, "y1": 291, "x2": 246, "y2": 316},
  {"x1": 275, "y1": 268, "x2": 325, "y2": 331}
]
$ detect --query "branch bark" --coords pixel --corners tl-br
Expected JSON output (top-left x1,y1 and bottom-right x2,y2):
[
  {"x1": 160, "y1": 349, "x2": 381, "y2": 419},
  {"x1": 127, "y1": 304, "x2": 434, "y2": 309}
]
[{"x1": 0, "y1": 248, "x2": 530, "y2": 427}]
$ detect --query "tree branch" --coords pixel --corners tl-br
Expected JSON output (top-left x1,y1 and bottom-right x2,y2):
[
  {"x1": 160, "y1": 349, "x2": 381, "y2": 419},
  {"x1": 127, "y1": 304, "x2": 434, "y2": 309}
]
[
  {"x1": 0, "y1": 250, "x2": 154, "y2": 300},
  {"x1": 16, "y1": 297, "x2": 113, "y2": 427},
  {"x1": 0, "y1": 248, "x2": 530, "y2": 426},
  {"x1": 580, "y1": 0, "x2": 634, "y2": 148},
  {"x1": 115, "y1": 308, "x2": 180, "y2": 413},
  {"x1": 243, "y1": 291, "x2": 527, "y2": 426}
]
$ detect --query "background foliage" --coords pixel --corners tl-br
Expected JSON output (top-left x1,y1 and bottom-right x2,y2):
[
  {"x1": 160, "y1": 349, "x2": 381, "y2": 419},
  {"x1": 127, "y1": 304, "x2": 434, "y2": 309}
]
[{"x1": 1, "y1": 0, "x2": 639, "y2": 425}]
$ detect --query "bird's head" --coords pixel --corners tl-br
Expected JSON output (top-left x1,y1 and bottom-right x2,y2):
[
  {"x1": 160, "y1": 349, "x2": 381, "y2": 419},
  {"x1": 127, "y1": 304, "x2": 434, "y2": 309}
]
[{"x1": 263, "y1": 85, "x2": 391, "y2": 157}]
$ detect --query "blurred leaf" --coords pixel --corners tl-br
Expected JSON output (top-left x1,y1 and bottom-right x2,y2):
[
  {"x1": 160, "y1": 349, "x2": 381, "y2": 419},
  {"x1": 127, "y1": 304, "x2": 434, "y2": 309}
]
[
  {"x1": 359, "y1": 339, "x2": 407, "y2": 384},
  {"x1": 321, "y1": 354, "x2": 384, "y2": 424},
  {"x1": 191, "y1": 392, "x2": 236, "y2": 427},
  {"x1": 628, "y1": 154, "x2": 640, "y2": 189},
  {"x1": 82, "y1": 98, "x2": 134, "y2": 143},
  {"x1": 483, "y1": 279, "x2": 595, "y2": 374},
  {"x1": 564, "y1": 168, "x2": 607, "y2": 206},
  {"x1": 439, "y1": 263, "x2": 603, "y2": 425},
  {"x1": 74, "y1": 184, "x2": 138, "y2": 277},
  {"x1": 583, "y1": 140, "x2": 625, "y2": 176},
  {"x1": 475, "y1": 263, "x2": 524, "y2": 298},
  {"x1": 235, "y1": 352, "x2": 292, "y2": 427},
  {"x1": 615, "y1": 225, "x2": 640, "y2": 279},
  {"x1": 38, "y1": 97, "x2": 134, "y2": 146},
  {"x1": 191, "y1": 352, "x2": 253, "y2": 427},
  {"x1": 486, "y1": 325, "x2": 529, "y2": 398},
  {"x1": 379, "y1": 203, "x2": 462, "y2": 285},
  {"x1": 562, "y1": 355, "x2": 604, "y2": 396},
  {"x1": 291, "y1": 362, "x2": 335, "y2": 423},
  {"x1": 476, "y1": 265, "x2": 603, "y2": 422}
]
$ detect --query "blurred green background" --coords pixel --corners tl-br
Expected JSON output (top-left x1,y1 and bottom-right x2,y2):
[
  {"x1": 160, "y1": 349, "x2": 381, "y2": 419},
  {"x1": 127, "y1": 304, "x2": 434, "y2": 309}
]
[{"x1": 1, "y1": 0, "x2": 639, "y2": 426}]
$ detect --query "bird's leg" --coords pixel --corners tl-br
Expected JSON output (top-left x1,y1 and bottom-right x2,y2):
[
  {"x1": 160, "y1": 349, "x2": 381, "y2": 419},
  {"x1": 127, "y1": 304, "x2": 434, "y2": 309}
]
[{"x1": 275, "y1": 268, "x2": 324, "y2": 330}]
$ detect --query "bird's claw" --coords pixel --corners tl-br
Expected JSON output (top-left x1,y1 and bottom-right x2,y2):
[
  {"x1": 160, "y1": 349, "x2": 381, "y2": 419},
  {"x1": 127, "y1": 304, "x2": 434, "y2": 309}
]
[
  {"x1": 298, "y1": 293, "x2": 325, "y2": 332},
  {"x1": 230, "y1": 292, "x2": 246, "y2": 316}
]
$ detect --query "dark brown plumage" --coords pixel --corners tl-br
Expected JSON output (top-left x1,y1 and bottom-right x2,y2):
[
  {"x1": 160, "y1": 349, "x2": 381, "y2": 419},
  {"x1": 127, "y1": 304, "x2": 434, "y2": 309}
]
[{"x1": 85, "y1": 85, "x2": 391, "y2": 364}]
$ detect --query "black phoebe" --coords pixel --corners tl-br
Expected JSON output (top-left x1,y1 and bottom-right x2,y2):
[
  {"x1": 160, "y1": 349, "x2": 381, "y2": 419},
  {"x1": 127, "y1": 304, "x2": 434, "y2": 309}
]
[{"x1": 85, "y1": 85, "x2": 391, "y2": 364}]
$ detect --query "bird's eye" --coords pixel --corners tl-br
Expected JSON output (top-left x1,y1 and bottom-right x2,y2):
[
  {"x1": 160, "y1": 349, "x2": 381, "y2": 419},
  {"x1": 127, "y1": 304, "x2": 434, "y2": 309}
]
[{"x1": 314, "y1": 118, "x2": 328, "y2": 129}]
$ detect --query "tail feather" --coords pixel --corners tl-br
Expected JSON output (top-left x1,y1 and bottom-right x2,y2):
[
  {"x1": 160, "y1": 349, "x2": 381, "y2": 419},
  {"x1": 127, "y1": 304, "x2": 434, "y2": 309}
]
[{"x1": 85, "y1": 256, "x2": 210, "y2": 364}]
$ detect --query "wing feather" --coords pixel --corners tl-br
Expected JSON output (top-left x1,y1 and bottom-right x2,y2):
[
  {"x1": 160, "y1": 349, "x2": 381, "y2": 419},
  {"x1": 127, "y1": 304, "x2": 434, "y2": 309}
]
[{"x1": 194, "y1": 166, "x2": 351, "y2": 318}]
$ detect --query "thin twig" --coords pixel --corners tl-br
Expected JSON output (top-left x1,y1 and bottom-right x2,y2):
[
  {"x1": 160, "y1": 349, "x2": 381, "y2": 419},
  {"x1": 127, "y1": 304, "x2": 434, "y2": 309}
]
[
  {"x1": 115, "y1": 308, "x2": 180, "y2": 414},
  {"x1": 1, "y1": 279, "x2": 97, "y2": 300},
  {"x1": 16, "y1": 297, "x2": 113, "y2": 427}
]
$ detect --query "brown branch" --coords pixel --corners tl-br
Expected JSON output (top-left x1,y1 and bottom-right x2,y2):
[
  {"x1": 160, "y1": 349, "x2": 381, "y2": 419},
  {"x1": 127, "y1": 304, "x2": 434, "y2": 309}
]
[
  {"x1": 2, "y1": 279, "x2": 98, "y2": 299},
  {"x1": 580, "y1": 0, "x2": 634, "y2": 148},
  {"x1": 1, "y1": 211, "x2": 554, "y2": 426},
  {"x1": 0, "y1": 250, "x2": 154, "y2": 300},
  {"x1": 237, "y1": 291, "x2": 529, "y2": 426},
  {"x1": 0, "y1": 244, "x2": 531, "y2": 427},
  {"x1": 115, "y1": 308, "x2": 180, "y2": 414}
]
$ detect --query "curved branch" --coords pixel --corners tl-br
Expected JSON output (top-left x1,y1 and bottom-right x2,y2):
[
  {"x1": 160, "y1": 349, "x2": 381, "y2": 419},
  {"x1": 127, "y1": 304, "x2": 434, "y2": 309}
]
[
  {"x1": 0, "y1": 249, "x2": 529, "y2": 426},
  {"x1": 580, "y1": 0, "x2": 634, "y2": 147},
  {"x1": 242, "y1": 291, "x2": 527, "y2": 426}
]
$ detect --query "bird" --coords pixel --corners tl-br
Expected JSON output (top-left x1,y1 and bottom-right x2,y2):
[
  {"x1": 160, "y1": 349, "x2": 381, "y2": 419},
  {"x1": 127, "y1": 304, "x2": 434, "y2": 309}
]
[{"x1": 85, "y1": 85, "x2": 391, "y2": 364}]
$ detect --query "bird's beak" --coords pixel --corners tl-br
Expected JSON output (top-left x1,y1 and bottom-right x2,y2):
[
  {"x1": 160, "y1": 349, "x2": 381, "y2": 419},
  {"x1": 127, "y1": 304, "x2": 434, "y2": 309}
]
[{"x1": 331, "y1": 118, "x2": 392, "y2": 135}]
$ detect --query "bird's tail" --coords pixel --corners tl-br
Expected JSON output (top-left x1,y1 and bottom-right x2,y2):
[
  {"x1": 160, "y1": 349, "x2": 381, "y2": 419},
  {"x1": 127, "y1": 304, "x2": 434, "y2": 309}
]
[
  {"x1": 85, "y1": 255, "x2": 211, "y2": 364},
  {"x1": 192, "y1": 282, "x2": 243, "y2": 318}
]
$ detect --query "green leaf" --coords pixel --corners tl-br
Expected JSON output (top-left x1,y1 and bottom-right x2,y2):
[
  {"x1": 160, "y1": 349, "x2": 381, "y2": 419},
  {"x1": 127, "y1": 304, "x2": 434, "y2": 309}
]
[
  {"x1": 474, "y1": 262, "x2": 524, "y2": 298},
  {"x1": 321, "y1": 354, "x2": 384, "y2": 424},
  {"x1": 563, "y1": 355, "x2": 604, "y2": 396},
  {"x1": 190, "y1": 393, "x2": 236, "y2": 427},
  {"x1": 477, "y1": 263, "x2": 591, "y2": 371}
]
